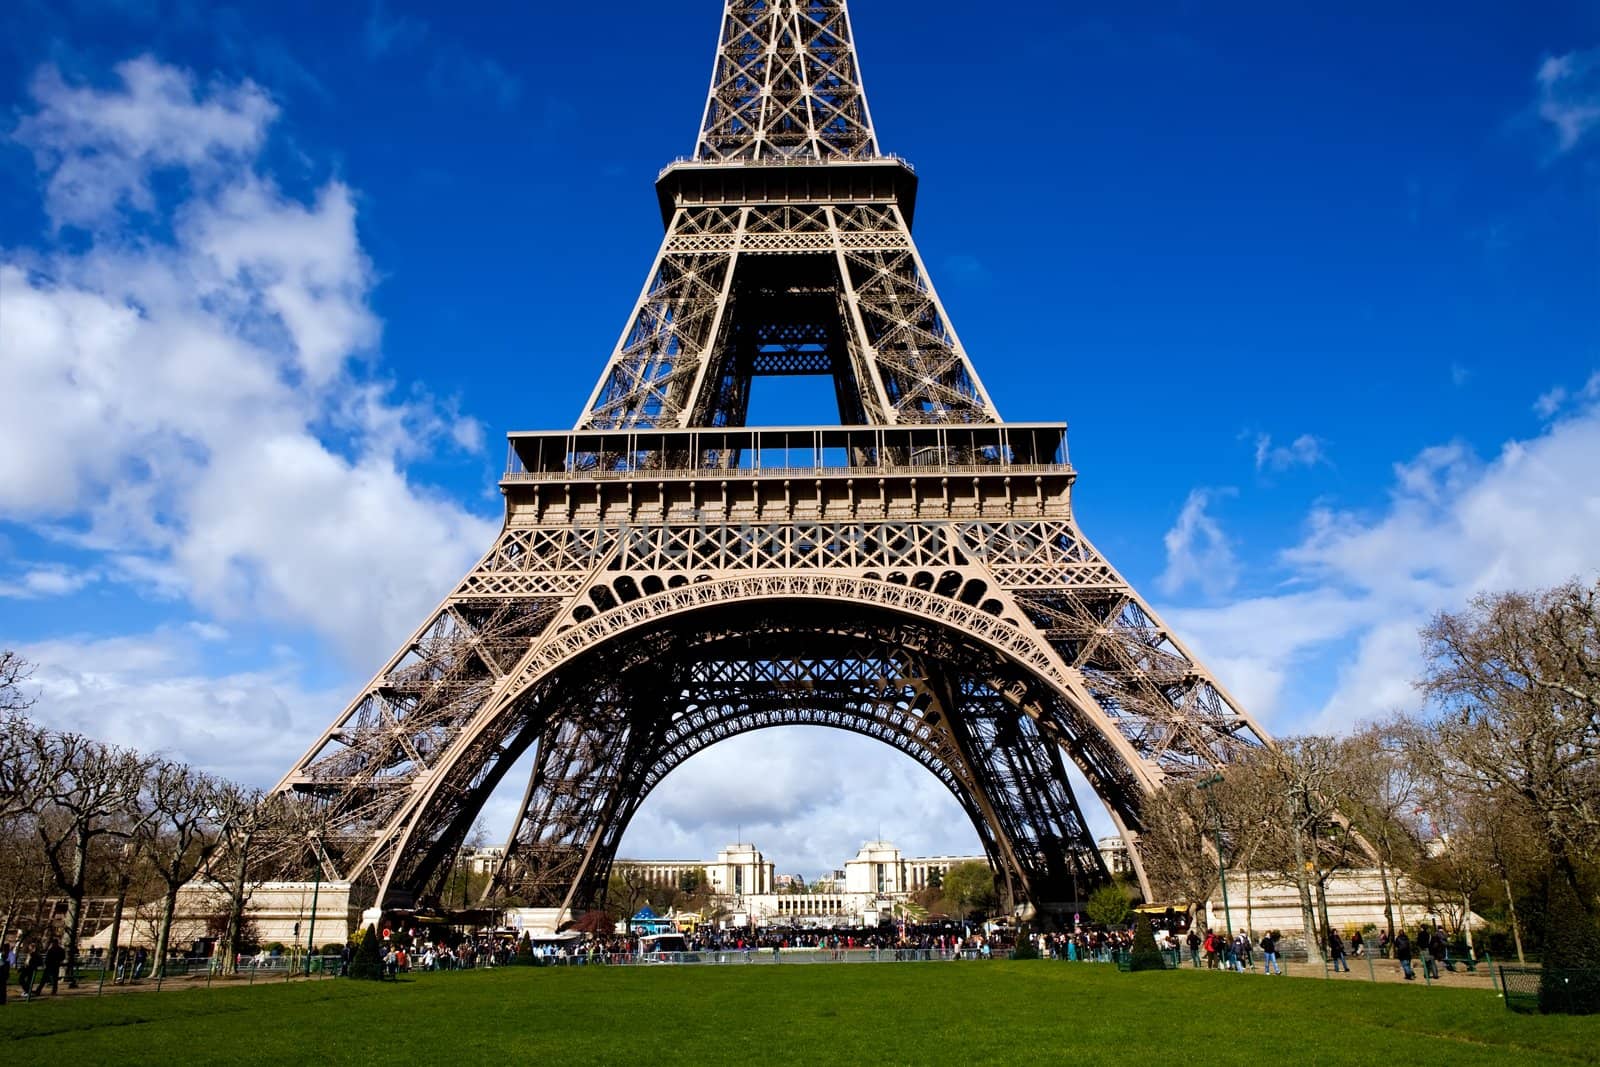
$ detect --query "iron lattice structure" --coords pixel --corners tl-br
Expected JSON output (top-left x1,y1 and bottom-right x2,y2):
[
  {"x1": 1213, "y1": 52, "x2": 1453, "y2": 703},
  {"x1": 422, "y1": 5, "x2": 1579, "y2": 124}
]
[{"x1": 273, "y1": 0, "x2": 1271, "y2": 919}]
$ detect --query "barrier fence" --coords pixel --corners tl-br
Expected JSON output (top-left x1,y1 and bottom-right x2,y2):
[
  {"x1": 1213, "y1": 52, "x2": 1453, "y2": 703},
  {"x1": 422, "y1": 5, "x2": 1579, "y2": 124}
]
[{"x1": 7, "y1": 944, "x2": 1520, "y2": 1002}]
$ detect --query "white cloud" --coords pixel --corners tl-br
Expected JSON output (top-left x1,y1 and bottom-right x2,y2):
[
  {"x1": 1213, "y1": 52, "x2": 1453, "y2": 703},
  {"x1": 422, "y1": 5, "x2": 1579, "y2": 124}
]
[
  {"x1": 0, "y1": 58, "x2": 496, "y2": 663},
  {"x1": 1535, "y1": 386, "x2": 1568, "y2": 417},
  {"x1": 1158, "y1": 488, "x2": 1238, "y2": 598},
  {"x1": 1254, "y1": 432, "x2": 1326, "y2": 472},
  {"x1": 18, "y1": 626, "x2": 337, "y2": 787},
  {"x1": 1537, "y1": 48, "x2": 1600, "y2": 154},
  {"x1": 14, "y1": 57, "x2": 277, "y2": 229},
  {"x1": 0, "y1": 564, "x2": 99, "y2": 599},
  {"x1": 1170, "y1": 399, "x2": 1600, "y2": 734}
]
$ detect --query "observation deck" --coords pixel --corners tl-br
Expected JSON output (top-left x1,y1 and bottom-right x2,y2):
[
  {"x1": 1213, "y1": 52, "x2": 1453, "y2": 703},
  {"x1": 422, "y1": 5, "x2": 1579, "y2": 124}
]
[
  {"x1": 501, "y1": 424, "x2": 1075, "y2": 528},
  {"x1": 654, "y1": 157, "x2": 920, "y2": 226}
]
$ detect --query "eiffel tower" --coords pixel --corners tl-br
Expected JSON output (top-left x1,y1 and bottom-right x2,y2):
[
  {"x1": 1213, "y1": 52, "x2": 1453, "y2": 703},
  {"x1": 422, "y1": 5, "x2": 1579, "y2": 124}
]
[{"x1": 275, "y1": 0, "x2": 1271, "y2": 920}]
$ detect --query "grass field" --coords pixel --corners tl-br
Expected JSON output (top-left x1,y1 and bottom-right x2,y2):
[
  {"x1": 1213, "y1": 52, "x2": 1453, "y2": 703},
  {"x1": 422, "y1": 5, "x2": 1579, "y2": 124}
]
[{"x1": 3, "y1": 962, "x2": 1596, "y2": 1065}]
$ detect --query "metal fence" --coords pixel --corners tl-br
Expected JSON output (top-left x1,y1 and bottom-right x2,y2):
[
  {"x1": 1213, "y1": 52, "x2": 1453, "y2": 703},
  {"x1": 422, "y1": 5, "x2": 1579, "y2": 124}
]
[
  {"x1": 1497, "y1": 965, "x2": 1600, "y2": 1014},
  {"x1": 12, "y1": 954, "x2": 348, "y2": 999}
]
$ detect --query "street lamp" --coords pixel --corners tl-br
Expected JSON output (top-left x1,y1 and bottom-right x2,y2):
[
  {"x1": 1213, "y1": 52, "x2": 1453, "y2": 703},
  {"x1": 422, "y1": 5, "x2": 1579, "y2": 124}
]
[{"x1": 1195, "y1": 773, "x2": 1233, "y2": 943}]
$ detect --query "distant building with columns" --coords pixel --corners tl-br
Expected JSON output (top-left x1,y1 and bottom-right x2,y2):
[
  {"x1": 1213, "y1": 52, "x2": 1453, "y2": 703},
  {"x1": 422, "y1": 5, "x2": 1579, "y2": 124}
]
[{"x1": 616, "y1": 843, "x2": 775, "y2": 896}]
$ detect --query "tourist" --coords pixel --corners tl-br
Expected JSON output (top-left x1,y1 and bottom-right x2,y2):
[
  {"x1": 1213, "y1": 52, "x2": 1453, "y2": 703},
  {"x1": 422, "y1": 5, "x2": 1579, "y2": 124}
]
[
  {"x1": 0, "y1": 937, "x2": 11, "y2": 1005},
  {"x1": 1186, "y1": 928, "x2": 1201, "y2": 967},
  {"x1": 1427, "y1": 928, "x2": 1448, "y2": 978},
  {"x1": 1328, "y1": 929, "x2": 1350, "y2": 972},
  {"x1": 1350, "y1": 929, "x2": 1365, "y2": 958},
  {"x1": 37, "y1": 937, "x2": 65, "y2": 996},
  {"x1": 18, "y1": 941, "x2": 40, "y2": 1000},
  {"x1": 1419, "y1": 926, "x2": 1439, "y2": 980},
  {"x1": 1378, "y1": 930, "x2": 1390, "y2": 958},
  {"x1": 1393, "y1": 930, "x2": 1414, "y2": 980},
  {"x1": 1260, "y1": 931, "x2": 1281, "y2": 975}
]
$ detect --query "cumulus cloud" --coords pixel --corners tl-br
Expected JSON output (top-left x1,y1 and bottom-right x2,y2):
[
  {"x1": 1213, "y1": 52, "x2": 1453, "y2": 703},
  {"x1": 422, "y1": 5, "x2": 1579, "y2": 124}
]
[
  {"x1": 14, "y1": 57, "x2": 277, "y2": 229},
  {"x1": 1169, "y1": 398, "x2": 1600, "y2": 734},
  {"x1": 1253, "y1": 433, "x2": 1326, "y2": 472},
  {"x1": 1158, "y1": 488, "x2": 1239, "y2": 598},
  {"x1": 0, "y1": 58, "x2": 497, "y2": 664},
  {"x1": 18, "y1": 625, "x2": 338, "y2": 786},
  {"x1": 1537, "y1": 47, "x2": 1600, "y2": 154}
]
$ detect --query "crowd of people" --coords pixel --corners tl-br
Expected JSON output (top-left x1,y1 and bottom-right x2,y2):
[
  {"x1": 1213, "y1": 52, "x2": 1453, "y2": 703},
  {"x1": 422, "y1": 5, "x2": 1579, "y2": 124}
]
[{"x1": 1, "y1": 936, "x2": 67, "y2": 1001}]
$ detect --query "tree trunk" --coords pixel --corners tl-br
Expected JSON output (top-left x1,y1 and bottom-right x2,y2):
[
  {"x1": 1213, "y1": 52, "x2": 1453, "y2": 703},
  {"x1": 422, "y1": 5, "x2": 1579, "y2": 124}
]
[
  {"x1": 1377, "y1": 854, "x2": 1397, "y2": 941},
  {"x1": 1502, "y1": 873, "x2": 1526, "y2": 964},
  {"x1": 105, "y1": 872, "x2": 130, "y2": 984},
  {"x1": 153, "y1": 882, "x2": 181, "y2": 978},
  {"x1": 222, "y1": 830, "x2": 253, "y2": 976},
  {"x1": 1288, "y1": 817, "x2": 1322, "y2": 962},
  {"x1": 62, "y1": 826, "x2": 89, "y2": 988},
  {"x1": 1244, "y1": 866, "x2": 1253, "y2": 938},
  {"x1": 1461, "y1": 893, "x2": 1475, "y2": 951}
]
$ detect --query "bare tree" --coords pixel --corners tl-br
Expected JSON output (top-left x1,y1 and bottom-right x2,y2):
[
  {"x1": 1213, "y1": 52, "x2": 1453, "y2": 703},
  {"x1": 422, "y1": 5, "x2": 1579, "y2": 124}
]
[
  {"x1": 200, "y1": 786, "x2": 289, "y2": 974},
  {"x1": 0, "y1": 815, "x2": 51, "y2": 947},
  {"x1": 144, "y1": 762, "x2": 228, "y2": 977},
  {"x1": 0, "y1": 714, "x2": 43, "y2": 823},
  {"x1": 29, "y1": 732, "x2": 156, "y2": 986},
  {"x1": 1249, "y1": 737, "x2": 1364, "y2": 962},
  {"x1": 1137, "y1": 782, "x2": 1217, "y2": 908},
  {"x1": 1421, "y1": 580, "x2": 1600, "y2": 898},
  {"x1": 1343, "y1": 720, "x2": 1425, "y2": 940},
  {"x1": 0, "y1": 650, "x2": 35, "y2": 716}
]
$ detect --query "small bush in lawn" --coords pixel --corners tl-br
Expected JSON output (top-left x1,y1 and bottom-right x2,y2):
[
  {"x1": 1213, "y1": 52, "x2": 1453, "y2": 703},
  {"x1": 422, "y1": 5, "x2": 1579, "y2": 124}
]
[
  {"x1": 1128, "y1": 918, "x2": 1167, "y2": 972},
  {"x1": 348, "y1": 925, "x2": 386, "y2": 981},
  {"x1": 1011, "y1": 923, "x2": 1038, "y2": 960},
  {"x1": 516, "y1": 934, "x2": 538, "y2": 966}
]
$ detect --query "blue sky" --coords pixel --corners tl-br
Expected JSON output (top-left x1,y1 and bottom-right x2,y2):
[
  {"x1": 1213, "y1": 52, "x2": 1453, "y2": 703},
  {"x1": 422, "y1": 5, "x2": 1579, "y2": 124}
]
[{"x1": 2, "y1": 0, "x2": 1598, "y2": 877}]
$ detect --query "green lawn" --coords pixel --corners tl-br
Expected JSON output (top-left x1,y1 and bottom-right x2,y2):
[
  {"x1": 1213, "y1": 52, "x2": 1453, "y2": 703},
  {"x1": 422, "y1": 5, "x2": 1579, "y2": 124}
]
[{"x1": 3, "y1": 962, "x2": 1596, "y2": 1065}]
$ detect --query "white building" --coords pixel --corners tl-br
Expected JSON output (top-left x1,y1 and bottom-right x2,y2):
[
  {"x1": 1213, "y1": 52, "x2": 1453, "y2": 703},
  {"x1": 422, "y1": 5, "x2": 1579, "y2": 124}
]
[
  {"x1": 460, "y1": 846, "x2": 506, "y2": 876},
  {"x1": 615, "y1": 842, "x2": 776, "y2": 897},
  {"x1": 617, "y1": 840, "x2": 992, "y2": 926},
  {"x1": 1200, "y1": 867, "x2": 1485, "y2": 938},
  {"x1": 82, "y1": 881, "x2": 353, "y2": 952}
]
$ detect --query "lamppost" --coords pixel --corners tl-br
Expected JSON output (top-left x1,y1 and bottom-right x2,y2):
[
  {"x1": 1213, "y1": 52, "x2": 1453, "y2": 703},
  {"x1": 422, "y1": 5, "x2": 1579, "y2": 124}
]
[
  {"x1": 1196, "y1": 773, "x2": 1233, "y2": 942},
  {"x1": 303, "y1": 841, "x2": 322, "y2": 976}
]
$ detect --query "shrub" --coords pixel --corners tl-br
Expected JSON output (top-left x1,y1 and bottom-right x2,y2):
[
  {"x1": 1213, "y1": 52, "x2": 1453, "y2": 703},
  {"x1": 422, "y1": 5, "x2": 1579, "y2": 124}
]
[
  {"x1": 515, "y1": 934, "x2": 538, "y2": 966},
  {"x1": 1128, "y1": 918, "x2": 1167, "y2": 972},
  {"x1": 348, "y1": 925, "x2": 386, "y2": 981},
  {"x1": 1011, "y1": 923, "x2": 1038, "y2": 960}
]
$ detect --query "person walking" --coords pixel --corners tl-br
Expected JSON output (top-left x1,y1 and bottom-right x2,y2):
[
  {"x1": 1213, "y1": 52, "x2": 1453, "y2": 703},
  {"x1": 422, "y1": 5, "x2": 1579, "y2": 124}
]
[
  {"x1": 1328, "y1": 929, "x2": 1350, "y2": 973},
  {"x1": 1260, "y1": 931, "x2": 1281, "y2": 975},
  {"x1": 37, "y1": 937, "x2": 65, "y2": 996},
  {"x1": 1428, "y1": 928, "x2": 1449, "y2": 977},
  {"x1": 18, "y1": 941, "x2": 40, "y2": 1001},
  {"x1": 1420, "y1": 926, "x2": 1440, "y2": 980},
  {"x1": 1393, "y1": 930, "x2": 1414, "y2": 980}
]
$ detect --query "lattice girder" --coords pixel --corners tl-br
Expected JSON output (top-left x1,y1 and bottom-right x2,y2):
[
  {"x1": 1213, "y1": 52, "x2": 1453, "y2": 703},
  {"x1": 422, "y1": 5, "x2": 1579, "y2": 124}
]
[
  {"x1": 697, "y1": 1, "x2": 879, "y2": 162},
  {"x1": 580, "y1": 200, "x2": 997, "y2": 430}
]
